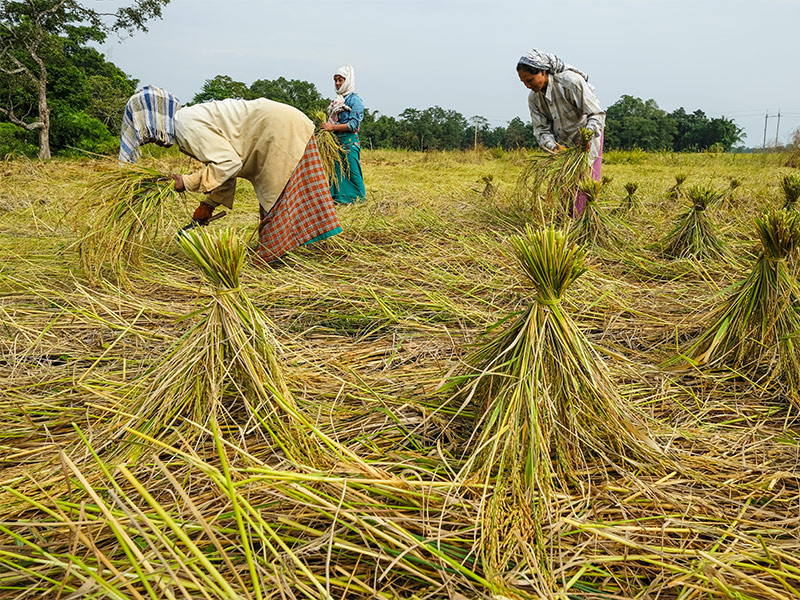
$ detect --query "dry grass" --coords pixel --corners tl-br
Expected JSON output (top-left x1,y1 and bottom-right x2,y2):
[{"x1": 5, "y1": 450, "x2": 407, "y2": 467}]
[{"x1": 1, "y1": 148, "x2": 800, "y2": 599}]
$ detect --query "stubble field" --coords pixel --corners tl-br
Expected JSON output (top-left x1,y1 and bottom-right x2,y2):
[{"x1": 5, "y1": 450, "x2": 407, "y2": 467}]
[{"x1": 1, "y1": 147, "x2": 799, "y2": 599}]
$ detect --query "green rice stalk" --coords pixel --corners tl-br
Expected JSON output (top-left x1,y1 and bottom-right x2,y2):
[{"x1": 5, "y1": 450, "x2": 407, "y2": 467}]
[
  {"x1": 446, "y1": 225, "x2": 664, "y2": 575},
  {"x1": 568, "y1": 178, "x2": 622, "y2": 249},
  {"x1": 683, "y1": 211, "x2": 800, "y2": 400},
  {"x1": 0, "y1": 432, "x2": 515, "y2": 600},
  {"x1": 781, "y1": 173, "x2": 800, "y2": 210},
  {"x1": 312, "y1": 109, "x2": 349, "y2": 187},
  {"x1": 612, "y1": 182, "x2": 639, "y2": 216},
  {"x1": 78, "y1": 163, "x2": 178, "y2": 286},
  {"x1": 516, "y1": 127, "x2": 594, "y2": 219},
  {"x1": 666, "y1": 173, "x2": 688, "y2": 201},
  {"x1": 660, "y1": 185, "x2": 726, "y2": 260}
]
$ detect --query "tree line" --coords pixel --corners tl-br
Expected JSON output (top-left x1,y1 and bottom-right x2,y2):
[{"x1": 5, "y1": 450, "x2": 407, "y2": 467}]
[{"x1": 0, "y1": 1, "x2": 745, "y2": 159}]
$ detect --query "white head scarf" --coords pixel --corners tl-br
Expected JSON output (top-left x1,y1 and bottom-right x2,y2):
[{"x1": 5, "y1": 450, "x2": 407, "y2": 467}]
[
  {"x1": 334, "y1": 64, "x2": 355, "y2": 97},
  {"x1": 327, "y1": 64, "x2": 356, "y2": 122}
]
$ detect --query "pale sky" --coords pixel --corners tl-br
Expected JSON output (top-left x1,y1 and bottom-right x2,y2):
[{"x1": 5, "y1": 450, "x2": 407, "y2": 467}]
[{"x1": 100, "y1": 0, "x2": 800, "y2": 148}]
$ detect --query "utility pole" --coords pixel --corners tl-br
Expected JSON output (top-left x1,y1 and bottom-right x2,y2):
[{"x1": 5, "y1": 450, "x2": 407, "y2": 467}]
[
  {"x1": 763, "y1": 112, "x2": 769, "y2": 149},
  {"x1": 473, "y1": 124, "x2": 478, "y2": 150},
  {"x1": 775, "y1": 110, "x2": 782, "y2": 147}
]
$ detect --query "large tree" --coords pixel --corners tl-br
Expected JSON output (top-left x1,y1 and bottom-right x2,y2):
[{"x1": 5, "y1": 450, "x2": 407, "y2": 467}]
[
  {"x1": 249, "y1": 76, "x2": 328, "y2": 117},
  {"x1": 605, "y1": 95, "x2": 676, "y2": 151},
  {"x1": 0, "y1": 0, "x2": 169, "y2": 159},
  {"x1": 191, "y1": 74, "x2": 252, "y2": 104}
]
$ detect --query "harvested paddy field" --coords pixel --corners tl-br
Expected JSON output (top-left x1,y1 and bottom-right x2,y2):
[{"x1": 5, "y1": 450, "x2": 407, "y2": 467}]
[{"x1": 1, "y1": 148, "x2": 799, "y2": 599}]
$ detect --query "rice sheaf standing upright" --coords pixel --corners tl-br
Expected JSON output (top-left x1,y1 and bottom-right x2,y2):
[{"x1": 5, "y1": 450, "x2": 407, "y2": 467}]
[
  {"x1": 660, "y1": 184, "x2": 726, "y2": 260},
  {"x1": 568, "y1": 178, "x2": 620, "y2": 249},
  {"x1": 684, "y1": 211, "x2": 800, "y2": 401},
  {"x1": 612, "y1": 181, "x2": 640, "y2": 216},
  {"x1": 447, "y1": 225, "x2": 663, "y2": 575},
  {"x1": 781, "y1": 173, "x2": 800, "y2": 211},
  {"x1": 114, "y1": 228, "x2": 330, "y2": 466}
]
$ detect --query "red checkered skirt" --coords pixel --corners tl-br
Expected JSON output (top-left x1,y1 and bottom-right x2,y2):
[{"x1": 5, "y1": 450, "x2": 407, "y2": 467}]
[{"x1": 257, "y1": 135, "x2": 342, "y2": 262}]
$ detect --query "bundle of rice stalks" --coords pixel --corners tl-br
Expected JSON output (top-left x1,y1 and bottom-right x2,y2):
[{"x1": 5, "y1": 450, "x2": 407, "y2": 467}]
[
  {"x1": 682, "y1": 211, "x2": 800, "y2": 399},
  {"x1": 722, "y1": 177, "x2": 742, "y2": 206},
  {"x1": 666, "y1": 173, "x2": 688, "y2": 201},
  {"x1": 446, "y1": 225, "x2": 664, "y2": 575},
  {"x1": 781, "y1": 172, "x2": 800, "y2": 210},
  {"x1": 480, "y1": 173, "x2": 496, "y2": 198},
  {"x1": 568, "y1": 178, "x2": 622, "y2": 249},
  {"x1": 659, "y1": 184, "x2": 726, "y2": 260},
  {"x1": 107, "y1": 228, "x2": 332, "y2": 467},
  {"x1": 612, "y1": 181, "x2": 639, "y2": 216},
  {"x1": 516, "y1": 127, "x2": 594, "y2": 219},
  {"x1": 312, "y1": 109, "x2": 348, "y2": 186},
  {"x1": 78, "y1": 163, "x2": 178, "y2": 285}
]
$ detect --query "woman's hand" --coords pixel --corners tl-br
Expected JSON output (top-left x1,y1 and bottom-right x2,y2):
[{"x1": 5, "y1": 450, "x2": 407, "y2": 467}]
[
  {"x1": 319, "y1": 122, "x2": 335, "y2": 132},
  {"x1": 170, "y1": 173, "x2": 185, "y2": 192}
]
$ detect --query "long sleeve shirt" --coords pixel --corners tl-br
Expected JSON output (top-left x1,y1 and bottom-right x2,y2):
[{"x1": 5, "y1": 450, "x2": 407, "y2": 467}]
[
  {"x1": 527, "y1": 70, "x2": 605, "y2": 161},
  {"x1": 335, "y1": 93, "x2": 364, "y2": 133},
  {"x1": 174, "y1": 98, "x2": 314, "y2": 211}
]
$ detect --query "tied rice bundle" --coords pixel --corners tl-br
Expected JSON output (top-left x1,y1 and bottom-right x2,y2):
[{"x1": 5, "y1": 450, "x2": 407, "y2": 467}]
[
  {"x1": 312, "y1": 109, "x2": 348, "y2": 186},
  {"x1": 446, "y1": 225, "x2": 663, "y2": 574},
  {"x1": 115, "y1": 228, "x2": 323, "y2": 465},
  {"x1": 568, "y1": 178, "x2": 620, "y2": 249},
  {"x1": 666, "y1": 173, "x2": 688, "y2": 201},
  {"x1": 660, "y1": 185, "x2": 726, "y2": 260},
  {"x1": 516, "y1": 127, "x2": 594, "y2": 219},
  {"x1": 612, "y1": 181, "x2": 640, "y2": 216},
  {"x1": 684, "y1": 211, "x2": 800, "y2": 400},
  {"x1": 722, "y1": 178, "x2": 742, "y2": 206},
  {"x1": 781, "y1": 173, "x2": 800, "y2": 210},
  {"x1": 78, "y1": 163, "x2": 178, "y2": 285}
]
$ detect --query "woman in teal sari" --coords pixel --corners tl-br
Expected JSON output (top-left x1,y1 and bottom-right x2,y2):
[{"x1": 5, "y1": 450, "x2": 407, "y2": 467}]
[{"x1": 320, "y1": 64, "x2": 366, "y2": 204}]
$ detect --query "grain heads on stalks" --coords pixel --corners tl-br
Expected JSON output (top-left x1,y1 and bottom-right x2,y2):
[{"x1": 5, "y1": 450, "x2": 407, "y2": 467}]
[
  {"x1": 781, "y1": 173, "x2": 800, "y2": 210},
  {"x1": 78, "y1": 163, "x2": 178, "y2": 286},
  {"x1": 312, "y1": 109, "x2": 348, "y2": 186},
  {"x1": 516, "y1": 127, "x2": 594, "y2": 220}
]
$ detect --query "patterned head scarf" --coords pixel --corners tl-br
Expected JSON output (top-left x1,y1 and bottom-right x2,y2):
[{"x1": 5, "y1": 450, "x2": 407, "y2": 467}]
[
  {"x1": 517, "y1": 49, "x2": 589, "y2": 82},
  {"x1": 118, "y1": 85, "x2": 182, "y2": 164}
]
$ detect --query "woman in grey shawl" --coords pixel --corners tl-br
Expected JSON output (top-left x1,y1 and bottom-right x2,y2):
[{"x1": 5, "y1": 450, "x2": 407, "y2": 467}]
[{"x1": 517, "y1": 49, "x2": 605, "y2": 217}]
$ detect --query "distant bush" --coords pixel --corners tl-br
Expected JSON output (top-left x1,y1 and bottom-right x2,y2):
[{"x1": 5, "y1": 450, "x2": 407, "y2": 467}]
[
  {"x1": 51, "y1": 111, "x2": 118, "y2": 156},
  {"x1": 0, "y1": 123, "x2": 38, "y2": 158},
  {"x1": 604, "y1": 148, "x2": 647, "y2": 165}
]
